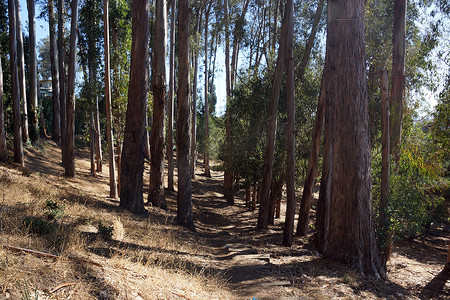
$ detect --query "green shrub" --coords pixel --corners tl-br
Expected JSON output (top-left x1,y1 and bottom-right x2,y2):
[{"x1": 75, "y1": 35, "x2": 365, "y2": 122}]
[
  {"x1": 98, "y1": 222, "x2": 114, "y2": 240},
  {"x1": 23, "y1": 217, "x2": 56, "y2": 235},
  {"x1": 44, "y1": 199, "x2": 66, "y2": 220},
  {"x1": 373, "y1": 124, "x2": 448, "y2": 241}
]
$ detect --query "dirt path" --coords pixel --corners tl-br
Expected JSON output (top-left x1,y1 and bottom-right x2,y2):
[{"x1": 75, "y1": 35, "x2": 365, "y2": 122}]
[
  {"x1": 187, "y1": 165, "x2": 450, "y2": 299},
  {"x1": 23, "y1": 140, "x2": 450, "y2": 299}
]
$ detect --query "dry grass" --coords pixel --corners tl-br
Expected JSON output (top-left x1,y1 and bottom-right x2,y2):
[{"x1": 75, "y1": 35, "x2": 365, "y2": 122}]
[
  {"x1": 0, "y1": 143, "x2": 233, "y2": 299},
  {"x1": 1, "y1": 140, "x2": 448, "y2": 299}
]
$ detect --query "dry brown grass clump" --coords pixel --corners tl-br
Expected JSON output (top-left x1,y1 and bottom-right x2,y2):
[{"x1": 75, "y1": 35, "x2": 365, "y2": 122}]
[{"x1": 0, "y1": 145, "x2": 233, "y2": 299}]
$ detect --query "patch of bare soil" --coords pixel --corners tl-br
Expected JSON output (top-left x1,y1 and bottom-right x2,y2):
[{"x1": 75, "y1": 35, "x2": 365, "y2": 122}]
[
  {"x1": 0, "y1": 139, "x2": 448, "y2": 299},
  {"x1": 188, "y1": 160, "x2": 449, "y2": 299}
]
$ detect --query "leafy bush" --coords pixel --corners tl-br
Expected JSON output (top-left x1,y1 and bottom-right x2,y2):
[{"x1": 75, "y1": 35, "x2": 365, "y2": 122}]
[
  {"x1": 44, "y1": 199, "x2": 66, "y2": 220},
  {"x1": 23, "y1": 217, "x2": 56, "y2": 235},
  {"x1": 373, "y1": 123, "x2": 448, "y2": 241},
  {"x1": 98, "y1": 222, "x2": 114, "y2": 240}
]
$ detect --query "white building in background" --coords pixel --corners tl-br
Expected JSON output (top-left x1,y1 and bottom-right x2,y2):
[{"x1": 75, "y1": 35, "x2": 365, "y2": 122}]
[{"x1": 39, "y1": 80, "x2": 52, "y2": 98}]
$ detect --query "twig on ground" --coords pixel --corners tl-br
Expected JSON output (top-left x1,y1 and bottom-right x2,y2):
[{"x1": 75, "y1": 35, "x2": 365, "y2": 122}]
[
  {"x1": 1, "y1": 245, "x2": 103, "y2": 268},
  {"x1": 50, "y1": 282, "x2": 77, "y2": 293}
]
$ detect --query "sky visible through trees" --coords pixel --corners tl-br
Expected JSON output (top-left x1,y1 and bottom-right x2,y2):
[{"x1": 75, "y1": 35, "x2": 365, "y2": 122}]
[{"x1": 17, "y1": 0, "x2": 449, "y2": 115}]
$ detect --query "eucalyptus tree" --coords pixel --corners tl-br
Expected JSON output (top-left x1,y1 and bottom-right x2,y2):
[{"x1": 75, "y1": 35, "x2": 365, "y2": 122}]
[
  {"x1": 149, "y1": 0, "x2": 167, "y2": 208},
  {"x1": 315, "y1": 0, "x2": 385, "y2": 278},
  {"x1": 282, "y1": 0, "x2": 295, "y2": 247},
  {"x1": 48, "y1": 0, "x2": 60, "y2": 144},
  {"x1": 223, "y1": 0, "x2": 233, "y2": 205},
  {"x1": 167, "y1": 0, "x2": 175, "y2": 191},
  {"x1": 27, "y1": 0, "x2": 39, "y2": 142},
  {"x1": 378, "y1": 69, "x2": 391, "y2": 266},
  {"x1": 390, "y1": 0, "x2": 407, "y2": 162},
  {"x1": 257, "y1": 0, "x2": 292, "y2": 230},
  {"x1": 203, "y1": 1, "x2": 213, "y2": 177},
  {"x1": 63, "y1": 0, "x2": 79, "y2": 177},
  {"x1": 8, "y1": 0, "x2": 24, "y2": 165},
  {"x1": 58, "y1": 0, "x2": 66, "y2": 165},
  {"x1": 14, "y1": 0, "x2": 29, "y2": 144},
  {"x1": 177, "y1": 0, "x2": 194, "y2": 229},
  {"x1": 110, "y1": 0, "x2": 132, "y2": 195},
  {"x1": 79, "y1": 0, "x2": 103, "y2": 173},
  {"x1": 119, "y1": 0, "x2": 149, "y2": 214},
  {"x1": 0, "y1": 57, "x2": 6, "y2": 161},
  {"x1": 103, "y1": 0, "x2": 118, "y2": 200},
  {"x1": 190, "y1": 0, "x2": 203, "y2": 179},
  {"x1": 295, "y1": 0, "x2": 326, "y2": 237},
  {"x1": 223, "y1": 0, "x2": 251, "y2": 204}
]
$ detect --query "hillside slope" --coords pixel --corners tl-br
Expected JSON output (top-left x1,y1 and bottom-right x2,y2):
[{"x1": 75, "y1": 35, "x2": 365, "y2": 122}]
[{"x1": 0, "y1": 140, "x2": 448, "y2": 299}]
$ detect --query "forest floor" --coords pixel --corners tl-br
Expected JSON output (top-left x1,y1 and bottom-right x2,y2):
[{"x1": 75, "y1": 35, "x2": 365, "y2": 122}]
[{"x1": 0, "y1": 139, "x2": 449, "y2": 299}]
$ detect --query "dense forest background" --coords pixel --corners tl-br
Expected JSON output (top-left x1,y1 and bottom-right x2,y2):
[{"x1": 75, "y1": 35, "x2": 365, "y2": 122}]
[{"x1": 0, "y1": 0, "x2": 449, "y2": 298}]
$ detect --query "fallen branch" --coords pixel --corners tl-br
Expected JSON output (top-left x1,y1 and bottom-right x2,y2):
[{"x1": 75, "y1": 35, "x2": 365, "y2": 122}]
[
  {"x1": 1, "y1": 245, "x2": 103, "y2": 268},
  {"x1": 50, "y1": 282, "x2": 77, "y2": 293}
]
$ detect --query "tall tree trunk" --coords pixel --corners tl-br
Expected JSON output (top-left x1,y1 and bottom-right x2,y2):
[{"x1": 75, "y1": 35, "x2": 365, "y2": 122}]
[
  {"x1": 116, "y1": 143, "x2": 122, "y2": 195},
  {"x1": 268, "y1": 179, "x2": 283, "y2": 224},
  {"x1": 204, "y1": 3, "x2": 211, "y2": 177},
  {"x1": 297, "y1": 0, "x2": 325, "y2": 80},
  {"x1": 94, "y1": 95, "x2": 102, "y2": 172},
  {"x1": 111, "y1": 22, "x2": 122, "y2": 197},
  {"x1": 230, "y1": 0, "x2": 250, "y2": 92},
  {"x1": 0, "y1": 58, "x2": 7, "y2": 161},
  {"x1": 167, "y1": 0, "x2": 175, "y2": 191},
  {"x1": 315, "y1": 93, "x2": 331, "y2": 252},
  {"x1": 223, "y1": 0, "x2": 234, "y2": 205},
  {"x1": 28, "y1": 0, "x2": 40, "y2": 142},
  {"x1": 103, "y1": 0, "x2": 118, "y2": 200},
  {"x1": 379, "y1": 69, "x2": 392, "y2": 266},
  {"x1": 149, "y1": 0, "x2": 167, "y2": 209},
  {"x1": 177, "y1": 0, "x2": 194, "y2": 230},
  {"x1": 63, "y1": 0, "x2": 79, "y2": 177},
  {"x1": 58, "y1": 0, "x2": 66, "y2": 164},
  {"x1": 256, "y1": 0, "x2": 290, "y2": 230},
  {"x1": 48, "y1": 0, "x2": 60, "y2": 144},
  {"x1": 14, "y1": 0, "x2": 29, "y2": 144},
  {"x1": 144, "y1": 114, "x2": 150, "y2": 160},
  {"x1": 316, "y1": 0, "x2": 385, "y2": 278},
  {"x1": 90, "y1": 111, "x2": 96, "y2": 175},
  {"x1": 390, "y1": 0, "x2": 406, "y2": 162},
  {"x1": 270, "y1": 0, "x2": 280, "y2": 61},
  {"x1": 296, "y1": 70, "x2": 326, "y2": 236},
  {"x1": 282, "y1": 0, "x2": 295, "y2": 247},
  {"x1": 8, "y1": 0, "x2": 24, "y2": 165},
  {"x1": 190, "y1": 9, "x2": 201, "y2": 179},
  {"x1": 286, "y1": 0, "x2": 325, "y2": 227},
  {"x1": 119, "y1": 0, "x2": 149, "y2": 215}
]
